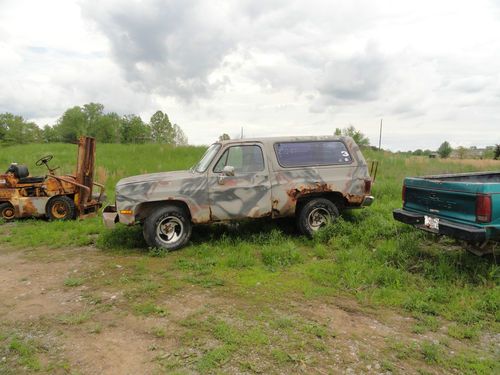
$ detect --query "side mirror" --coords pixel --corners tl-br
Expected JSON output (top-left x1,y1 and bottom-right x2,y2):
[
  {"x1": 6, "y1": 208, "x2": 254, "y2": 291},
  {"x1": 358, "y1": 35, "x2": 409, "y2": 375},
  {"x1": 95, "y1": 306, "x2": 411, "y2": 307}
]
[
  {"x1": 222, "y1": 165, "x2": 235, "y2": 176},
  {"x1": 218, "y1": 166, "x2": 235, "y2": 185}
]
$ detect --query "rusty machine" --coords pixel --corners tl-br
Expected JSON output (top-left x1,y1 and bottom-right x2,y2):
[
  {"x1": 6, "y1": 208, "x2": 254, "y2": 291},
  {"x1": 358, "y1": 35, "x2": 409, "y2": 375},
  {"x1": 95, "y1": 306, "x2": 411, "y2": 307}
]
[{"x1": 0, "y1": 136, "x2": 105, "y2": 221}]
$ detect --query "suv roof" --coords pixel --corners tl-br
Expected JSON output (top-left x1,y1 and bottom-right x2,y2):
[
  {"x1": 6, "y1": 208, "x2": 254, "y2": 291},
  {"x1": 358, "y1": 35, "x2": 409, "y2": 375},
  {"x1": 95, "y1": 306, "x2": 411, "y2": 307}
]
[{"x1": 218, "y1": 135, "x2": 350, "y2": 145}]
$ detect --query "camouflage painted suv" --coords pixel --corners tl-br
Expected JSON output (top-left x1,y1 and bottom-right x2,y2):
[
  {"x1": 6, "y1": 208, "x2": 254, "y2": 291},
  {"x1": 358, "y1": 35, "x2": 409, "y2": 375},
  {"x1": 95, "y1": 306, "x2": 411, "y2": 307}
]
[{"x1": 103, "y1": 136, "x2": 374, "y2": 250}]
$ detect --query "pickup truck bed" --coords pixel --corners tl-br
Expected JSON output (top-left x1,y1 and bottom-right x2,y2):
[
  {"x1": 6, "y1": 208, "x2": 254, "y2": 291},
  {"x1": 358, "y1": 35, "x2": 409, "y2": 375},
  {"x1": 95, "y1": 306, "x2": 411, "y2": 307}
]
[{"x1": 393, "y1": 171, "x2": 500, "y2": 250}]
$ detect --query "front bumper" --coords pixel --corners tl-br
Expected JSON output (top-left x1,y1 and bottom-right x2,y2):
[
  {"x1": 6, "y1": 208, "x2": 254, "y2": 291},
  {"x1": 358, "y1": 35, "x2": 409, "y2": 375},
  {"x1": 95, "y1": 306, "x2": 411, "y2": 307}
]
[
  {"x1": 102, "y1": 205, "x2": 119, "y2": 229},
  {"x1": 393, "y1": 208, "x2": 487, "y2": 243}
]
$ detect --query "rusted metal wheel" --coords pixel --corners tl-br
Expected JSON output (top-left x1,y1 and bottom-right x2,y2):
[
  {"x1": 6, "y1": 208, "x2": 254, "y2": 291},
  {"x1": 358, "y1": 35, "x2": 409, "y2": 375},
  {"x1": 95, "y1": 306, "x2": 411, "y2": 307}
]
[
  {"x1": 46, "y1": 196, "x2": 76, "y2": 221},
  {"x1": 0, "y1": 203, "x2": 16, "y2": 221},
  {"x1": 297, "y1": 198, "x2": 339, "y2": 237}
]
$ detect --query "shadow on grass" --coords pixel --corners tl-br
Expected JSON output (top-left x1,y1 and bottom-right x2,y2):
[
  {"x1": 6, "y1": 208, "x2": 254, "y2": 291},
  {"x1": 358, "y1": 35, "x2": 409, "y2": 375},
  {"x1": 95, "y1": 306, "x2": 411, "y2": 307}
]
[
  {"x1": 96, "y1": 218, "x2": 300, "y2": 253},
  {"x1": 96, "y1": 224, "x2": 147, "y2": 253},
  {"x1": 190, "y1": 218, "x2": 299, "y2": 246}
]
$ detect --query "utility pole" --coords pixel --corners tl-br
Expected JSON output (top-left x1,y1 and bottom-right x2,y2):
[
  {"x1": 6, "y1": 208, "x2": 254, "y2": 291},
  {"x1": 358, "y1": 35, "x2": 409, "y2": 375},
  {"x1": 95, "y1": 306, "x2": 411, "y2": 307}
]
[
  {"x1": 378, "y1": 118, "x2": 383, "y2": 150},
  {"x1": 240, "y1": 127, "x2": 244, "y2": 139}
]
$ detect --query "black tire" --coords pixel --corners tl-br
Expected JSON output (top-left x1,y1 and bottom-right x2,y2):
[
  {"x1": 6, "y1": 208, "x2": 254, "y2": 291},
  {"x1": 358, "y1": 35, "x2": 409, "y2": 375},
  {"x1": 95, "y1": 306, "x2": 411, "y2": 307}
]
[
  {"x1": 46, "y1": 196, "x2": 76, "y2": 220},
  {"x1": 143, "y1": 205, "x2": 192, "y2": 251},
  {"x1": 297, "y1": 198, "x2": 339, "y2": 237},
  {"x1": 0, "y1": 202, "x2": 15, "y2": 221}
]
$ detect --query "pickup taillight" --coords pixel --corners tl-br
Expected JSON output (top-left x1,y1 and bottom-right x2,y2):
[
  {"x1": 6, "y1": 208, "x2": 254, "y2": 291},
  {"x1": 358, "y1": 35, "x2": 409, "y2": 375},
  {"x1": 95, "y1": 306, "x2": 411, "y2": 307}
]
[
  {"x1": 476, "y1": 194, "x2": 492, "y2": 223},
  {"x1": 402, "y1": 184, "x2": 406, "y2": 204}
]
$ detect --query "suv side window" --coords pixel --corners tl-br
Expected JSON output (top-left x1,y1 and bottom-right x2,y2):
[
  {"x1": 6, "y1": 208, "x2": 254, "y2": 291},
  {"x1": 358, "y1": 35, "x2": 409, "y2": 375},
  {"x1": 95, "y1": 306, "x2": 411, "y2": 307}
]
[
  {"x1": 214, "y1": 145, "x2": 265, "y2": 173},
  {"x1": 274, "y1": 141, "x2": 352, "y2": 167}
]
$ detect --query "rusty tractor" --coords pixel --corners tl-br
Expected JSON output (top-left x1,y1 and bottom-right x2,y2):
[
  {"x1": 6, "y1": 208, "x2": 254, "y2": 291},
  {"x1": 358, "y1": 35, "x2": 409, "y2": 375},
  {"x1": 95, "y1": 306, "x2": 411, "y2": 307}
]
[{"x1": 0, "y1": 136, "x2": 105, "y2": 221}]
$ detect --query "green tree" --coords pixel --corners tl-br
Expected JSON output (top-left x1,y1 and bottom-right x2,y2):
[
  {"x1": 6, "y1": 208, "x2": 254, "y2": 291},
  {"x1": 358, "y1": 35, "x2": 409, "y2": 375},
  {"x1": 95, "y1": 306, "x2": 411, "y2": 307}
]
[
  {"x1": 173, "y1": 124, "x2": 188, "y2": 146},
  {"x1": 334, "y1": 125, "x2": 370, "y2": 147},
  {"x1": 120, "y1": 115, "x2": 151, "y2": 143},
  {"x1": 42, "y1": 125, "x2": 60, "y2": 142},
  {"x1": 55, "y1": 106, "x2": 87, "y2": 142},
  {"x1": 437, "y1": 141, "x2": 452, "y2": 158},
  {"x1": 0, "y1": 118, "x2": 6, "y2": 141},
  {"x1": 456, "y1": 146, "x2": 467, "y2": 159},
  {"x1": 150, "y1": 110, "x2": 174, "y2": 144},
  {"x1": 494, "y1": 144, "x2": 500, "y2": 160},
  {"x1": 0, "y1": 113, "x2": 42, "y2": 144},
  {"x1": 219, "y1": 133, "x2": 231, "y2": 141},
  {"x1": 95, "y1": 112, "x2": 121, "y2": 143},
  {"x1": 82, "y1": 103, "x2": 105, "y2": 138}
]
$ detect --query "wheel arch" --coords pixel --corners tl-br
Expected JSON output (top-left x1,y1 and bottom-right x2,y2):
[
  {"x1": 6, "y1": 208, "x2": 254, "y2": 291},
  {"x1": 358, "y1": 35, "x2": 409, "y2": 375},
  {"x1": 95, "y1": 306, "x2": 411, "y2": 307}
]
[
  {"x1": 135, "y1": 199, "x2": 192, "y2": 222},
  {"x1": 295, "y1": 192, "x2": 345, "y2": 215}
]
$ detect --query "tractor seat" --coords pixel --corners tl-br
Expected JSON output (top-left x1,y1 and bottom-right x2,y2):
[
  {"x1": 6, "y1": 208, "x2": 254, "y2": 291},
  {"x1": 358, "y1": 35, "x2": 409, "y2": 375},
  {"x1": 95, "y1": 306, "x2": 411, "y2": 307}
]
[{"x1": 6, "y1": 164, "x2": 45, "y2": 184}]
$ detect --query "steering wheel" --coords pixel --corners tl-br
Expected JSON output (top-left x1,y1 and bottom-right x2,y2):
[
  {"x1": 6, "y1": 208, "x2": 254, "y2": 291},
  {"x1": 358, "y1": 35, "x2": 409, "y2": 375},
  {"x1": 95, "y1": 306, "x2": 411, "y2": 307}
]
[{"x1": 35, "y1": 155, "x2": 53, "y2": 166}]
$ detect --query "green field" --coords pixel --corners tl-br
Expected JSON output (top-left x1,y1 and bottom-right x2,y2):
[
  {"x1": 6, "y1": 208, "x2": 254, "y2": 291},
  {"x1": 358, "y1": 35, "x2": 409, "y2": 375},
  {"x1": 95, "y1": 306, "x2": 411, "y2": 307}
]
[{"x1": 0, "y1": 143, "x2": 498, "y2": 374}]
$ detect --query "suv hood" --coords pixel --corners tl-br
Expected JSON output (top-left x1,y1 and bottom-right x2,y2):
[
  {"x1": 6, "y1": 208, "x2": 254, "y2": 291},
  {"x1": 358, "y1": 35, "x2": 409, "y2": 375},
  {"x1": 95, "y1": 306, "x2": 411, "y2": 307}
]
[{"x1": 117, "y1": 170, "x2": 194, "y2": 188}]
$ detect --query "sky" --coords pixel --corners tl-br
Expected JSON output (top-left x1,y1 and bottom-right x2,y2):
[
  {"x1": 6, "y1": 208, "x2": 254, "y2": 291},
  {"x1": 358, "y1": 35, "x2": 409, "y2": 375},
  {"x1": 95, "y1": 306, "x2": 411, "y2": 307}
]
[{"x1": 1, "y1": 0, "x2": 499, "y2": 150}]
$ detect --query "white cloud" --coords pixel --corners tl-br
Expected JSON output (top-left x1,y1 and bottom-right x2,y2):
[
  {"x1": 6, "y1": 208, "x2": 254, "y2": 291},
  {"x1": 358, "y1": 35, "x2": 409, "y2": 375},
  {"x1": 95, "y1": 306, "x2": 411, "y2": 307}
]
[{"x1": 1, "y1": 0, "x2": 499, "y2": 149}]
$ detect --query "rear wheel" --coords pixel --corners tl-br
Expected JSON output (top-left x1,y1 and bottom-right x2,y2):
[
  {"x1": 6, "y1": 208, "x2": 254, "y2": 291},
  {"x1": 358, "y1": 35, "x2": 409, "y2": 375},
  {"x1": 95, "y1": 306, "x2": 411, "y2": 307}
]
[
  {"x1": 297, "y1": 198, "x2": 339, "y2": 237},
  {"x1": 46, "y1": 196, "x2": 76, "y2": 220},
  {"x1": 143, "y1": 205, "x2": 192, "y2": 251},
  {"x1": 0, "y1": 203, "x2": 15, "y2": 221}
]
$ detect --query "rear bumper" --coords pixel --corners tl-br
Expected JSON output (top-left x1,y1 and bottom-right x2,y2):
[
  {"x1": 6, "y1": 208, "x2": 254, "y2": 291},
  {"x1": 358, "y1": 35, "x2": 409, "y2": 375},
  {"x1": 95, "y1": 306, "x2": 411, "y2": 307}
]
[
  {"x1": 102, "y1": 205, "x2": 119, "y2": 229},
  {"x1": 393, "y1": 208, "x2": 487, "y2": 243},
  {"x1": 362, "y1": 195, "x2": 375, "y2": 206}
]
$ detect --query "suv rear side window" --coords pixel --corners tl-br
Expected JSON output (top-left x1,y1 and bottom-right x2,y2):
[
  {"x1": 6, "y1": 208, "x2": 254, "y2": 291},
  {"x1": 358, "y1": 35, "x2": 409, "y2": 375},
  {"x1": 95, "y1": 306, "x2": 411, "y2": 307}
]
[{"x1": 274, "y1": 141, "x2": 352, "y2": 167}]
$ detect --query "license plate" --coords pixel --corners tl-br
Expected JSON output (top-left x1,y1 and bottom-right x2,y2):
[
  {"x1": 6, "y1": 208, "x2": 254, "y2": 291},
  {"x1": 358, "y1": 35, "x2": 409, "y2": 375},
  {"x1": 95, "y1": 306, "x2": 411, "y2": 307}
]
[{"x1": 424, "y1": 215, "x2": 439, "y2": 230}]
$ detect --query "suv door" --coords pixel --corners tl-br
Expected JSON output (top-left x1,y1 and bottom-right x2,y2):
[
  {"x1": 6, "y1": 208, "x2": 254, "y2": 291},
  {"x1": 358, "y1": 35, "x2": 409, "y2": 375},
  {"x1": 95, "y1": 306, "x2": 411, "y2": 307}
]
[{"x1": 208, "y1": 143, "x2": 272, "y2": 220}]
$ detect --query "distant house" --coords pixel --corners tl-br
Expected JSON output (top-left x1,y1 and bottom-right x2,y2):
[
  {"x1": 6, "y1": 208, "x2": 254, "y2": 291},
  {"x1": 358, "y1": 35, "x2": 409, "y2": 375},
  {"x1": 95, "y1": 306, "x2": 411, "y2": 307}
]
[{"x1": 429, "y1": 153, "x2": 438, "y2": 159}]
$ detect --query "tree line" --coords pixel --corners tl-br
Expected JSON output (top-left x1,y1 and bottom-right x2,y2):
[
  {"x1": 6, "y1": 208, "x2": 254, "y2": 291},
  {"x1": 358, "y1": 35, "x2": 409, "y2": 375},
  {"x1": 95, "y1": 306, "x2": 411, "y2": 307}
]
[
  {"x1": 405, "y1": 141, "x2": 500, "y2": 160},
  {"x1": 0, "y1": 103, "x2": 188, "y2": 145}
]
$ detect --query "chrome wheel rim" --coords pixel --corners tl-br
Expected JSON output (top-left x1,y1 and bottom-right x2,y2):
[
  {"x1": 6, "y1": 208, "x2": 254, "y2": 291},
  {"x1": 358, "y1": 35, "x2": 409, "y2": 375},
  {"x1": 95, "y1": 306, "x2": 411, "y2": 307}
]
[
  {"x1": 308, "y1": 207, "x2": 330, "y2": 231},
  {"x1": 156, "y1": 216, "x2": 183, "y2": 244}
]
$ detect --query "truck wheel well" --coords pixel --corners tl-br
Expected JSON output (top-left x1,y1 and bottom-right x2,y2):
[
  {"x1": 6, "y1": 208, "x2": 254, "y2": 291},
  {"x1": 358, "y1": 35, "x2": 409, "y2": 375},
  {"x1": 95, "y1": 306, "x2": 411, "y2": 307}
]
[
  {"x1": 135, "y1": 200, "x2": 192, "y2": 222},
  {"x1": 295, "y1": 192, "x2": 346, "y2": 214}
]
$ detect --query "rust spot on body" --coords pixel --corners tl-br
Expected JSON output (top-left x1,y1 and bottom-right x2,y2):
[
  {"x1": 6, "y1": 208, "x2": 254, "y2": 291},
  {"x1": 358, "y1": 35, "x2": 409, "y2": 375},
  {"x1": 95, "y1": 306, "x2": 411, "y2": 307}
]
[
  {"x1": 345, "y1": 194, "x2": 364, "y2": 204},
  {"x1": 287, "y1": 183, "x2": 333, "y2": 201},
  {"x1": 21, "y1": 199, "x2": 37, "y2": 216}
]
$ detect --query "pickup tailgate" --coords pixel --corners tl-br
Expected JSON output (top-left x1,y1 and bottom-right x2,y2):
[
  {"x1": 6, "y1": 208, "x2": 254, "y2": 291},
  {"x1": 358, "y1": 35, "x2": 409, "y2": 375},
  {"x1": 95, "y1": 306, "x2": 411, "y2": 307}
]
[{"x1": 403, "y1": 179, "x2": 478, "y2": 223}]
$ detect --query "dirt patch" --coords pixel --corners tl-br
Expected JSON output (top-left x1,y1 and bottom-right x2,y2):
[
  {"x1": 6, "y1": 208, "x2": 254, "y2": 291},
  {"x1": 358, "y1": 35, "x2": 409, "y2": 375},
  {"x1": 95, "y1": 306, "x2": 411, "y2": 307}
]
[
  {"x1": 61, "y1": 323, "x2": 159, "y2": 375},
  {"x1": 299, "y1": 298, "x2": 413, "y2": 339},
  {"x1": 0, "y1": 247, "x2": 496, "y2": 374},
  {"x1": 0, "y1": 250, "x2": 88, "y2": 321},
  {"x1": 0, "y1": 248, "x2": 218, "y2": 374}
]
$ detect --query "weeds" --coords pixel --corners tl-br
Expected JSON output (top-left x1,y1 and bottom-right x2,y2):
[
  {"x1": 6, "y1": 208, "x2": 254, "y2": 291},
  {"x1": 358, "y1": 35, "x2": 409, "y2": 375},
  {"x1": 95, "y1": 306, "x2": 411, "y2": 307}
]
[
  {"x1": 8, "y1": 336, "x2": 41, "y2": 371},
  {"x1": 133, "y1": 302, "x2": 168, "y2": 317},
  {"x1": 64, "y1": 277, "x2": 84, "y2": 287}
]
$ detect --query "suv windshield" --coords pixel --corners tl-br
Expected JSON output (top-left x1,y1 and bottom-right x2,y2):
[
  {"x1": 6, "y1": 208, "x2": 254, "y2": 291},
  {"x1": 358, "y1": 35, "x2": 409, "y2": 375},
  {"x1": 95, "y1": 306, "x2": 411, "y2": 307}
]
[{"x1": 193, "y1": 143, "x2": 221, "y2": 173}]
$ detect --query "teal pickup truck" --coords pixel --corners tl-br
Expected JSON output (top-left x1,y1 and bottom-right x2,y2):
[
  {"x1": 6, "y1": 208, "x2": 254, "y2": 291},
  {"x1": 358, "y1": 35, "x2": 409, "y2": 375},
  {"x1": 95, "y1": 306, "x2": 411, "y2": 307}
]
[{"x1": 393, "y1": 171, "x2": 500, "y2": 255}]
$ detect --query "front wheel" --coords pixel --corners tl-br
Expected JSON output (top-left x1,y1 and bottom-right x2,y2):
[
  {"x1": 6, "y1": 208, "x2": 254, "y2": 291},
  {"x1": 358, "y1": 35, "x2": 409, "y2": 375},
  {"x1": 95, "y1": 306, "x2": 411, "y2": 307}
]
[
  {"x1": 297, "y1": 198, "x2": 339, "y2": 237},
  {"x1": 143, "y1": 206, "x2": 192, "y2": 251}
]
